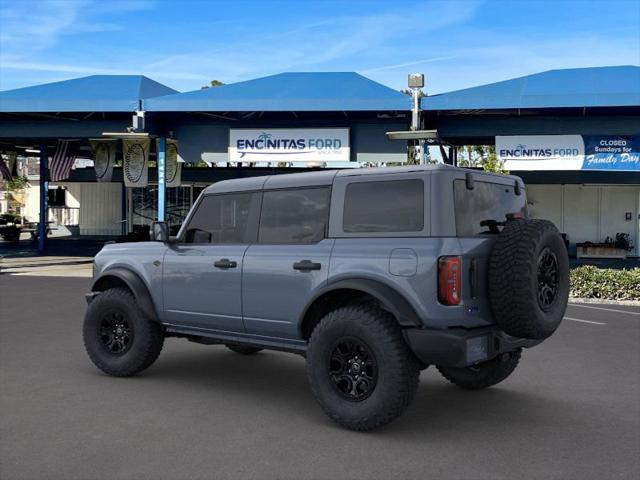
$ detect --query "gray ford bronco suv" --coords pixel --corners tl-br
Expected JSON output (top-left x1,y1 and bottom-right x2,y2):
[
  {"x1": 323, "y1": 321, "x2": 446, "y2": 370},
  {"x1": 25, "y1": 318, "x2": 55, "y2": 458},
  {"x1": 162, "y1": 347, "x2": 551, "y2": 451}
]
[{"x1": 84, "y1": 165, "x2": 569, "y2": 431}]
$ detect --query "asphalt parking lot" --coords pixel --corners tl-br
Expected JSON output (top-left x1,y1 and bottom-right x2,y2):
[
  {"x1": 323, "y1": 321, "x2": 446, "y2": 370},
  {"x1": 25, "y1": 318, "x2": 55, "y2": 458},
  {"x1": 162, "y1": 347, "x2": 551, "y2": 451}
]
[{"x1": 1, "y1": 274, "x2": 638, "y2": 480}]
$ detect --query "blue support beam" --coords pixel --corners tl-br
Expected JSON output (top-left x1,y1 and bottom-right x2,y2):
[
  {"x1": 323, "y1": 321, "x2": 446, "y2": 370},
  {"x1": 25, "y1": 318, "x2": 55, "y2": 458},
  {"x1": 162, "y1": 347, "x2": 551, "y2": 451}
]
[
  {"x1": 38, "y1": 145, "x2": 48, "y2": 254},
  {"x1": 157, "y1": 137, "x2": 166, "y2": 222}
]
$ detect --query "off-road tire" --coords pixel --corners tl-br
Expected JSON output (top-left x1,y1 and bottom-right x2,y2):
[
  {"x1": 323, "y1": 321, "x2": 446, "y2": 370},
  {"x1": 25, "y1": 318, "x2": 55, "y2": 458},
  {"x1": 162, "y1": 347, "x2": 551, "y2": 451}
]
[
  {"x1": 83, "y1": 287, "x2": 164, "y2": 377},
  {"x1": 306, "y1": 304, "x2": 420, "y2": 431},
  {"x1": 437, "y1": 349, "x2": 522, "y2": 390},
  {"x1": 226, "y1": 344, "x2": 263, "y2": 355},
  {"x1": 489, "y1": 219, "x2": 569, "y2": 340}
]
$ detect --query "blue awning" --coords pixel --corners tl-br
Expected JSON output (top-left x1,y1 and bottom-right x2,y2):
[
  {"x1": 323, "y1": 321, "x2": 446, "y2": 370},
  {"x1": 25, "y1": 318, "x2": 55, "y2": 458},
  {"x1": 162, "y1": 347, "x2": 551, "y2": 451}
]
[
  {"x1": 422, "y1": 66, "x2": 640, "y2": 111},
  {"x1": 145, "y1": 72, "x2": 411, "y2": 112},
  {"x1": 0, "y1": 75, "x2": 178, "y2": 113}
]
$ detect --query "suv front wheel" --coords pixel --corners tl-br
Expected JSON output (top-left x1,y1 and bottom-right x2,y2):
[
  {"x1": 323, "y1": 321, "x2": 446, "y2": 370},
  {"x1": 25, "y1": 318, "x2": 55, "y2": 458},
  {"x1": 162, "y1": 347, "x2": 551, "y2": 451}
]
[
  {"x1": 306, "y1": 304, "x2": 420, "y2": 431},
  {"x1": 83, "y1": 288, "x2": 164, "y2": 377}
]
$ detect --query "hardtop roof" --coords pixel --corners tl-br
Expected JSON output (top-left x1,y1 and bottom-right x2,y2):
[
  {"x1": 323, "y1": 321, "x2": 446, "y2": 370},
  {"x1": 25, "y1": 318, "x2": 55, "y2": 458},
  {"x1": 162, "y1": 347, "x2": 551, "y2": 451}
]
[{"x1": 201, "y1": 164, "x2": 513, "y2": 195}]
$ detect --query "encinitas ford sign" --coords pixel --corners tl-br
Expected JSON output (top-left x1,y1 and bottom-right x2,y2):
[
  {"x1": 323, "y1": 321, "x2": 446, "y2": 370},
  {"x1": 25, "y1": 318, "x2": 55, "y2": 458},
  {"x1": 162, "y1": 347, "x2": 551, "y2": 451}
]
[
  {"x1": 497, "y1": 135, "x2": 640, "y2": 171},
  {"x1": 497, "y1": 135, "x2": 585, "y2": 170},
  {"x1": 229, "y1": 128, "x2": 350, "y2": 162}
]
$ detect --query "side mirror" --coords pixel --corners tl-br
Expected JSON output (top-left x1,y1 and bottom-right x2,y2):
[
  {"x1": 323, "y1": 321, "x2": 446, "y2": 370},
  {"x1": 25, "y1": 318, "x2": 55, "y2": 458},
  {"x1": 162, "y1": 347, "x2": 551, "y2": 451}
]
[{"x1": 151, "y1": 221, "x2": 169, "y2": 243}]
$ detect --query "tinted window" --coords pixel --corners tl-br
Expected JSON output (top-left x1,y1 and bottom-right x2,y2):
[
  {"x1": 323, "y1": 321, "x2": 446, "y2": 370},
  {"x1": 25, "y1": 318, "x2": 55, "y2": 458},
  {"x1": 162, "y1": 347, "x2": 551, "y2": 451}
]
[
  {"x1": 184, "y1": 193, "x2": 256, "y2": 244},
  {"x1": 454, "y1": 180, "x2": 527, "y2": 236},
  {"x1": 343, "y1": 179, "x2": 424, "y2": 233},
  {"x1": 259, "y1": 188, "x2": 329, "y2": 244}
]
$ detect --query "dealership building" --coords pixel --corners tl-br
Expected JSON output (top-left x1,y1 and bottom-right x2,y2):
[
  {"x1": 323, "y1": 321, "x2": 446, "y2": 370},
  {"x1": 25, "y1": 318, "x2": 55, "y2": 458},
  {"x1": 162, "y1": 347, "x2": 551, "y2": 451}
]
[
  {"x1": 421, "y1": 65, "x2": 640, "y2": 257},
  {"x1": 0, "y1": 66, "x2": 638, "y2": 257}
]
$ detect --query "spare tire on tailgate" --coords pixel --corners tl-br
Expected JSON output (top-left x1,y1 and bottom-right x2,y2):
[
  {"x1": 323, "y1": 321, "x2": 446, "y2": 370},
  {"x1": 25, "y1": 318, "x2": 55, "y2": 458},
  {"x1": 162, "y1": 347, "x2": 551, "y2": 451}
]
[{"x1": 488, "y1": 219, "x2": 569, "y2": 340}]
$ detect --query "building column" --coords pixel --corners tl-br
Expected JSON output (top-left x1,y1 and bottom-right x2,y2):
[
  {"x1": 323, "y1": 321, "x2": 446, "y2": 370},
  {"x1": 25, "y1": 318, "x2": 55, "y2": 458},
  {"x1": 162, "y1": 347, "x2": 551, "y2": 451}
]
[
  {"x1": 157, "y1": 137, "x2": 166, "y2": 222},
  {"x1": 38, "y1": 144, "x2": 48, "y2": 254}
]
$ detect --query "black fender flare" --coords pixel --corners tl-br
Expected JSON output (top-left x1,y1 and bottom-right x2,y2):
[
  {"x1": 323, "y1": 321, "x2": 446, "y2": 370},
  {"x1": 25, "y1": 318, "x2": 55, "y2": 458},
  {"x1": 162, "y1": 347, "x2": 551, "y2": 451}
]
[
  {"x1": 91, "y1": 267, "x2": 159, "y2": 322},
  {"x1": 299, "y1": 278, "x2": 422, "y2": 329}
]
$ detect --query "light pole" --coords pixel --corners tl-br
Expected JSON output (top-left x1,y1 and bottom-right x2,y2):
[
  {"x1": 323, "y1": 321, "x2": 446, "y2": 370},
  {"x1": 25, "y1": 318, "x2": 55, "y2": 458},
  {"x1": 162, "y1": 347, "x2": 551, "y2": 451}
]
[{"x1": 408, "y1": 73, "x2": 425, "y2": 164}]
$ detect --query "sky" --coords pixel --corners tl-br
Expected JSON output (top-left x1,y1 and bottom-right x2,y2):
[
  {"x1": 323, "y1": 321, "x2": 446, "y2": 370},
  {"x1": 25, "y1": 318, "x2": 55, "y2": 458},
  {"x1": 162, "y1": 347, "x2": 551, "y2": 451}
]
[{"x1": 0, "y1": 0, "x2": 639, "y2": 94}]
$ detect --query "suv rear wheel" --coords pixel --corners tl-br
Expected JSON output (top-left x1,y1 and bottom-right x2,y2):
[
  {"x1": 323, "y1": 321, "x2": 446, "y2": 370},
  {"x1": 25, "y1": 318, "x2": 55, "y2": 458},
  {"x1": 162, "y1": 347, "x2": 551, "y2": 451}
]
[
  {"x1": 83, "y1": 288, "x2": 164, "y2": 377},
  {"x1": 306, "y1": 304, "x2": 420, "y2": 431},
  {"x1": 437, "y1": 349, "x2": 521, "y2": 390}
]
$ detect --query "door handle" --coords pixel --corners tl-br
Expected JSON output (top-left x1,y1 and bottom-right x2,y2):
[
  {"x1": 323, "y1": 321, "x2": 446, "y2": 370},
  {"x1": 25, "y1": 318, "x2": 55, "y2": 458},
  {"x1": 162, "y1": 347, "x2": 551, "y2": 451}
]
[
  {"x1": 214, "y1": 258, "x2": 237, "y2": 269},
  {"x1": 293, "y1": 260, "x2": 321, "y2": 271}
]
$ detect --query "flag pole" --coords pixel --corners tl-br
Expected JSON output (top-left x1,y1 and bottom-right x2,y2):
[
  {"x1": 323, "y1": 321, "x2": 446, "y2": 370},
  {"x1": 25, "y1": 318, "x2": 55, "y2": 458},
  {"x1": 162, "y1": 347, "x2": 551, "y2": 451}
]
[
  {"x1": 38, "y1": 144, "x2": 48, "y2": 254},
  {"x1": 157, "y1": 137, "x2": 166, "y2": 222}
]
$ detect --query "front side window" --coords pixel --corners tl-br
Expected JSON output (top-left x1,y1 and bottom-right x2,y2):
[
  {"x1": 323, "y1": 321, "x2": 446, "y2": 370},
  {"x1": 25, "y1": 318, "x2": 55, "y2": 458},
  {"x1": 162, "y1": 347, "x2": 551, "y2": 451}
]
[
  {"x1": 184, "y1": 193, "x2": 256, "y2": 244},
  {"x1": 454, "y1": 180, "x2": 527, "y2": 236},
  {"x1": 259, "y1": 188, "x2": 330, "y2": 244},
  {"x1": 343, "y1": 179, "x2": 424, "y2": 233}
]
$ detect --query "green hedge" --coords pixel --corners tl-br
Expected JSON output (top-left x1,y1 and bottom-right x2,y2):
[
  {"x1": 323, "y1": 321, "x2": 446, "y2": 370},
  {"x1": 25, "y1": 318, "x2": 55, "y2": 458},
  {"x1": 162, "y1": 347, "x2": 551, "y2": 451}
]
[{"x1": 570, "y1": 266, "x2": 640, "y2": 301}]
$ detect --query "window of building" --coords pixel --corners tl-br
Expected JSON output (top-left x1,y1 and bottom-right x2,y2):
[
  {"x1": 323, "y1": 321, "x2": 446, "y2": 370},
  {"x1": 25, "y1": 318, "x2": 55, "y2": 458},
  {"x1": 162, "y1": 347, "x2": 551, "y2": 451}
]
[
  {"x1": 48, "y1": 188, "x2": 66, "y2": 207},
  {"x1": 454, "y1": 180, "x2": 527, "y2": 236},
  {"x1": 258, "y1": 188, "x2": 330, "y2": 244},
  {"x1": 184, "y1": 192, "x2": 257, "y2": 244},
  {"x1": 343, "y1": 179, "x2": 424, "y2": 233}
]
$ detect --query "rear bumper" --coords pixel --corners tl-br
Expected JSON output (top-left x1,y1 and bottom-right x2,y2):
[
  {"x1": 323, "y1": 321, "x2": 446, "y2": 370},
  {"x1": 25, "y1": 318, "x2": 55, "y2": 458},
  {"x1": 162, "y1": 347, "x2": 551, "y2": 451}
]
[{"x1": 403, "y1": 326, "x2": 541, "y2": 368}]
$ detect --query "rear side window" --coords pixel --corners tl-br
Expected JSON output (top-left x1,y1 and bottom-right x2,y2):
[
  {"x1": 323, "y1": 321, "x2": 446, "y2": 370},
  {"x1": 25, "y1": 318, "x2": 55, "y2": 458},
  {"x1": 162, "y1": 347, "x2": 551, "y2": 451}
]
[
  {"x1": 343, "y1": 179, "x2": 424, "y2": 233},
  {"x1": 259, "y1": 188, "x2": 330, "y2": 244},
  {"x1": 184, "y1": 193, "x2": 257, "y2": 244},
  {"x1": 454, "y1": 180, "x2": 527, "y2": 236}
]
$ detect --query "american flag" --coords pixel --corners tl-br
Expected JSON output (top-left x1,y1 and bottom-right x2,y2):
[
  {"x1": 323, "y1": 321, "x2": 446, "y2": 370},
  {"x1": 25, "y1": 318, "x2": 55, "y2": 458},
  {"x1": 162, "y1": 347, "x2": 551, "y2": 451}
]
[
  {"x1": 0, "y1": 157, "x2": 12, "y2": 181},
  {"x1": 49, "y1": 140, "x2": 78, "y2": 182}
]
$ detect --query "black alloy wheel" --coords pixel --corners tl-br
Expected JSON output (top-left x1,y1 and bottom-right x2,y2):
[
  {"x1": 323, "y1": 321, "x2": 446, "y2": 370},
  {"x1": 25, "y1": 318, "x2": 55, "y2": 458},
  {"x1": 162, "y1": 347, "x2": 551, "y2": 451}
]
[
  {"x1": 99, "y1": 311, "x2": 134, "y2": 355},
  {"x1": 83, "y1": 287, "x2": 164, "y2": 377},
  {"x1": 329, "y1": 337, "x2": 378, "y2": 402},
  {"x1": 537, "y1": 247, "x2": 559, "y2": 310},
  {"x1": 488, "y1": 218, "x2": 569, "y2": 340}
]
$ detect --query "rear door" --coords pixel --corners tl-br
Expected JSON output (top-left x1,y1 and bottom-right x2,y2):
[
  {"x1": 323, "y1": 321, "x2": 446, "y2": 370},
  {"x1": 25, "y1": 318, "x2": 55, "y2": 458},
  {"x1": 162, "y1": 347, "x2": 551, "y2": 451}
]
[
  {"x1": 242, "y1": 187, "x2": 333, "y2": 343},
  {"x1": 162, "y1": 192, "x2": 260, "y2": 333}
]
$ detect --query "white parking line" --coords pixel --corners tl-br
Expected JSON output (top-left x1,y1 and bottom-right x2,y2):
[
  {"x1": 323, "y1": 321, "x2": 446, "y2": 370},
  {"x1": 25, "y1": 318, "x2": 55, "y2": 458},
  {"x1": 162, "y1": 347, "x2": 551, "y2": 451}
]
[
  {"x1": 564, "y1": 316, "x2": 606, "y2": 325},
  {"x1": 569, "y1": 304, "x2": 640, "y2": 316}
]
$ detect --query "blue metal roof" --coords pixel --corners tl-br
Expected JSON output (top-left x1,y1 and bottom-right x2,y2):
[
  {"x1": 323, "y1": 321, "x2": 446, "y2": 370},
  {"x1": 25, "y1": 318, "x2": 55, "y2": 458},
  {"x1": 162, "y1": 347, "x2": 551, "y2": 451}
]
[
  {"x1": 145, "y1": 72, "x2": 411, "y2": 112},
  {"x1": 422, "y1": 66, "x2": 640, "y2": 111},
  {"x1": 0, "y1": 75, "x2": 178, "y2": 113}
]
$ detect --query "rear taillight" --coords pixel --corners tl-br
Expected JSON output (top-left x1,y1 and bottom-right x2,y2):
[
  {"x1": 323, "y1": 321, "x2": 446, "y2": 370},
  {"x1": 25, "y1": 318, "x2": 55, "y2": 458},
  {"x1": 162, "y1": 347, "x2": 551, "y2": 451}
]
[{"x1": 438, "y1": 256, "x2": 461, "y2": 305}]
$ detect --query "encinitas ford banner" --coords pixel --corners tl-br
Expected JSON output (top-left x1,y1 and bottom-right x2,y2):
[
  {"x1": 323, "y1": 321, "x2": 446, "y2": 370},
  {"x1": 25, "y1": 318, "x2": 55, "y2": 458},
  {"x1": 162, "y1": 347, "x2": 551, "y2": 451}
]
[
  {"x1": 582, "y1": 136, "x2": 640, "y2": 171},
  {"x1": 497, "y1": 135, "x2": 584, "y2": 170},
  {"x1": 497, "y1": 135, "x2": 640, "y2": 171},
  {"x1": 229, "y1": 128, "x2": 350, "y2": 162}
]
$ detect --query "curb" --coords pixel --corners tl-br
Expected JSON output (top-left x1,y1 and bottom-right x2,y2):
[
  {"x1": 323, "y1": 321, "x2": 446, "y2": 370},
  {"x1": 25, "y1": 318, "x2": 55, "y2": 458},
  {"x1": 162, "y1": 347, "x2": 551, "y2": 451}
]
[{"x1": 569, "y1": 297, "x2": 640, "y2": 307}]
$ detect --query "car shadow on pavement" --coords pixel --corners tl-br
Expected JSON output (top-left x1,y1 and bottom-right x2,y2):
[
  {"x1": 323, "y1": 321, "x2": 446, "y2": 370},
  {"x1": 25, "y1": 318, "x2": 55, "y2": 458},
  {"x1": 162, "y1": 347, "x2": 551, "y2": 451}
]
[{"x1": 122, "y1": 344, "x2": 584, "y2": 436}]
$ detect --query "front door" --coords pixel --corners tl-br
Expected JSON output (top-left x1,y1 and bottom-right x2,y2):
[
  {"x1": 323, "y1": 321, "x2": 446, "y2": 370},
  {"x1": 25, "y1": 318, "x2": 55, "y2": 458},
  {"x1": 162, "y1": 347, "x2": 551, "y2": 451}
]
[
  {"x1": 242, "y1": 187, "x2": 332, "y2": 342},
  {"x1": 162, "y1": 191, "x2": 260, "y2": 333}
]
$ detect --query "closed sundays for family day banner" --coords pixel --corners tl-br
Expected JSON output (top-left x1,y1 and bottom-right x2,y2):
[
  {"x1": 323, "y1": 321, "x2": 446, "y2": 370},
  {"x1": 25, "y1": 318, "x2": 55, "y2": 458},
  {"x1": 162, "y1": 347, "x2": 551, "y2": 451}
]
[
  {"x1": 229, "y1": 128, "x2": 350, "y2": 162},
  {"x1": 496, "y1": 135, "x2": 640, "y2": 171}
]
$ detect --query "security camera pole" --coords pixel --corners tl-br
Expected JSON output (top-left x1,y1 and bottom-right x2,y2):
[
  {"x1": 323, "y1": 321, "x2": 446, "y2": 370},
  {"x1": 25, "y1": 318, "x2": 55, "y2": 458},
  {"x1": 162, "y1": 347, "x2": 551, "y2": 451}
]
[{"x1": 408, "y1": 73, "x2": 425, "y2": 164}]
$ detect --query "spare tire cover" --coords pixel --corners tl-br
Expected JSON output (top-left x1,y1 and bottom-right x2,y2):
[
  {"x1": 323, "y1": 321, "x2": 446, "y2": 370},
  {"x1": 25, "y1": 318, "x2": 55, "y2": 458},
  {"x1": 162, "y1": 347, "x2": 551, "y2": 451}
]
[{"x1": 488, "y1": 219, "x2": 569, "y2": 340}]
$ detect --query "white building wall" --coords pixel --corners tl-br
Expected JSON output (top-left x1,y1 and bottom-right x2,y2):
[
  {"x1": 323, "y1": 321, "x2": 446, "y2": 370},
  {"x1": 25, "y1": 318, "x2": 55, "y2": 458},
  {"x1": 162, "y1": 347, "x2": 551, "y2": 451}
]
[
  {"x1": 527, "y1": 184, "x2": 640, "y2": 256},
  {"x1": 23, "y1": 182, "x2": 40, "y2": 222},
  {"x1": 64, "y1": 184, "x2": 81, "y2": 208},
  {"x1": 78, "y1": 182, "x2": 122, "y2": 235}
]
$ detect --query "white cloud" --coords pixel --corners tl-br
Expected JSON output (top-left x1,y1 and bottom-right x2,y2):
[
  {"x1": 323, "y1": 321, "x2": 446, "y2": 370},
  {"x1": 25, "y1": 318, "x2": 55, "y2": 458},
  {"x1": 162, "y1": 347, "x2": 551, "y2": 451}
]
[
  {"x1": 361, "y1": 56, "x2": 459, "y2": 74},
  {"x1": 0, "y1": 0, "x2": 153, "y2": 57},
  {"x1": 136, "y1": 1, "x2": 484, "y2": 90},
  {"x1": 1, "y1": 0, "x2": 637, "y2": 95}
]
